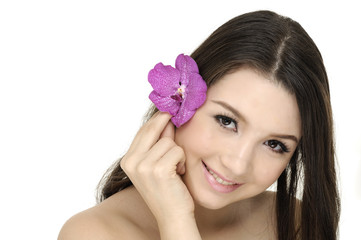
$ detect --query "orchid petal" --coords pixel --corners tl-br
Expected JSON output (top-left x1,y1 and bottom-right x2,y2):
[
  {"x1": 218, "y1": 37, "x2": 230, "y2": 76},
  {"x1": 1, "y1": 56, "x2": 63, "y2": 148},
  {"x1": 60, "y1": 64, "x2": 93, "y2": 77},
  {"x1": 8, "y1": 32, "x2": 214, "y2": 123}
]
[
  {"x1": 171, "y1": 103, "x2": 196, "y2": 128},
  {"x1": 175, "y1": 54, "x2": 199, "y2": 86},
  {"x1": 148, "y1": 63, "x2": 180, "y2": 96},
  {"x1": 183, "y1": 73, "x2": 207, "y2": 111},
  {"x1": 149, "y1": 91, "x2": 180, "y2": 116}
]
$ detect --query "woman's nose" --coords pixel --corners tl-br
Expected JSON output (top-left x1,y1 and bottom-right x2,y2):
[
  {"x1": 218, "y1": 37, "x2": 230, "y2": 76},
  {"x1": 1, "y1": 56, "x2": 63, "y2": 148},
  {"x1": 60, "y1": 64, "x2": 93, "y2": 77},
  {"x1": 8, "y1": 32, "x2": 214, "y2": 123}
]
[{"x1": 220, "y1": 138, "x2": 255, "y2": 176}]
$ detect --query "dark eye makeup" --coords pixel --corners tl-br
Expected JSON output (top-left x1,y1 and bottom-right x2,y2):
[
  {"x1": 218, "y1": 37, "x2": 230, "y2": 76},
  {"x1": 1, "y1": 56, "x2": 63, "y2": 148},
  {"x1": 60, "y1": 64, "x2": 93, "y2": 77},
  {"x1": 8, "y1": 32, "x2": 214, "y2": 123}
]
[
  {"x1": 214, "y1": 114, "x2": 238, "y2": 132},
  {"x1": 264, "y1": 140, "x2": 290, "y2": 154}
]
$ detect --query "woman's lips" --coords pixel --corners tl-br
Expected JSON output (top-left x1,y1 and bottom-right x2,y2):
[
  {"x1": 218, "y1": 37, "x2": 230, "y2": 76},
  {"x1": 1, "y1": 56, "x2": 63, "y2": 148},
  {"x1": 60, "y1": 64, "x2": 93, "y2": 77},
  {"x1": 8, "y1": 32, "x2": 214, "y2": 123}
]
[{"x1": 202, "y1": 161, "x2": 243, "y2": 193}]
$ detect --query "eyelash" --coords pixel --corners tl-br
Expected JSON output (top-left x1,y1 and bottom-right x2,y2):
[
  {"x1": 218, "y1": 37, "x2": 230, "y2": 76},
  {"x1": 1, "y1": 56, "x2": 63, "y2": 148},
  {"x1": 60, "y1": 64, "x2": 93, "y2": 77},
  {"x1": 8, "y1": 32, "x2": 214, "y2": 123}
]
[
  {"x1": 214, "y1": 114, "x2": 238, "y2": 132},
  {"x1": 264, "y1": 140, "x2": 290, "y2": 154},
  {"x1": 214, "y1": 114, "x2": 290, "y2": 154}
]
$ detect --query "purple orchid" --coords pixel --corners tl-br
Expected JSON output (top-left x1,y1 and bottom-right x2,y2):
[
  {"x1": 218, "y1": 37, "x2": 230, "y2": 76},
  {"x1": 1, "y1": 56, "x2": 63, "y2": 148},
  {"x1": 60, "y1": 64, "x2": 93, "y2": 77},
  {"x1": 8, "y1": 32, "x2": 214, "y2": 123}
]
[{"x1": 148, "y1": 54, "x2": 207, "y2": 127}]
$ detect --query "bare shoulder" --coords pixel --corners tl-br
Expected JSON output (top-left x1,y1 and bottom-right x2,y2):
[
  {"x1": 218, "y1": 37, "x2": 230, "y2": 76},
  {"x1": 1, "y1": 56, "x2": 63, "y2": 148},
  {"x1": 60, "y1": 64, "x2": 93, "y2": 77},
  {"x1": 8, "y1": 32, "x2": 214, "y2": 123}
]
[
  {"x1": 58, "y1": 207, "x2": 117, "y2": 240},
  {"x1": 58, "y1": 186, "x2": 158, "y2": 240}
]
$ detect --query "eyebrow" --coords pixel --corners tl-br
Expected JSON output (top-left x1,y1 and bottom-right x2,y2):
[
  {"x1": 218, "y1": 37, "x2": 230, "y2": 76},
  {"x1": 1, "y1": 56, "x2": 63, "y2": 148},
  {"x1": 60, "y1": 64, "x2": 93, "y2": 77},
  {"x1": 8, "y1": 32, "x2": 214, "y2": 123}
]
[
  {"x1": 270, "y1": 134, "x2": 299, "y2": 143},
  {"x1": 211, "y1": 100, "x2": 247, "y2": 123},
  {"x1": 211, "y1": 100, "x2": 299, "y2": 143}
]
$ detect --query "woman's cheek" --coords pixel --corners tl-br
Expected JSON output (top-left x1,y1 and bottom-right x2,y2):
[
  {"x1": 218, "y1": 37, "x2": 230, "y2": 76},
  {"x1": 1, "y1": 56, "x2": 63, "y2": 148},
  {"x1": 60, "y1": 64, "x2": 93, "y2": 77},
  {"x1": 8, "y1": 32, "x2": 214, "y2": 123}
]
[
  {"x1": 185, "y1": 127, "x2": 215, "y2": 158},
  {"x1": 255, "y1": 158, "x2": 288, "y2": 185},
  {"x1": 175, "y1": 116, "x2": 216, "y2": 161}
]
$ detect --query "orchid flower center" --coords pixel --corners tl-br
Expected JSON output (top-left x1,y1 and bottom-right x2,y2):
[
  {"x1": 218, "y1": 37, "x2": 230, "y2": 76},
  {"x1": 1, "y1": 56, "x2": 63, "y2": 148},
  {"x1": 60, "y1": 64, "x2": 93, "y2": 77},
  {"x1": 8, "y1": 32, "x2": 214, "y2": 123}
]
[
  {"x1": 170, "y1": 84, "x2": 186, "y2": 102},
  {"x1": 177, "y1": 84, "x2": 186, "y2": 98}
]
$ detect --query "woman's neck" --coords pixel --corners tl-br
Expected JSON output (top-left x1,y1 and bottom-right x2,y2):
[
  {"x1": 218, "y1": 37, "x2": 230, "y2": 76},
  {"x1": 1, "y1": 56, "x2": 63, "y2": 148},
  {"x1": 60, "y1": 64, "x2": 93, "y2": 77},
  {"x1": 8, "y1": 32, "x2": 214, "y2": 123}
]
[{"x1": 193, "y1": 192, "x2": 276, "y2": 235}]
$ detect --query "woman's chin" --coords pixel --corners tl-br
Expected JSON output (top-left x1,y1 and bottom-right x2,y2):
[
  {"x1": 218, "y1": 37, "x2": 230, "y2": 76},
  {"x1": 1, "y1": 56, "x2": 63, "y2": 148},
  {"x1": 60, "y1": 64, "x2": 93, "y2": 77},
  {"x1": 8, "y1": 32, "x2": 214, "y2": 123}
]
[
  {"x1": 194, "y1": 198, "x2": 229, "y2": 210},
  {"x1": 187, "y1": 187, "x2": 235, "y2": 210}
]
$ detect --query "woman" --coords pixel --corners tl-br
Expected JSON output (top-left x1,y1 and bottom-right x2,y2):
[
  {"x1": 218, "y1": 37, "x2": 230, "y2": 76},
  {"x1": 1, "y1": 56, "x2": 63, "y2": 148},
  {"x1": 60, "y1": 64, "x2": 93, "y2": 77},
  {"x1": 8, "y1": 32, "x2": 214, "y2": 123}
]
[{"x1": 58, "y1": 10, "x2": 340, "y2": 239}]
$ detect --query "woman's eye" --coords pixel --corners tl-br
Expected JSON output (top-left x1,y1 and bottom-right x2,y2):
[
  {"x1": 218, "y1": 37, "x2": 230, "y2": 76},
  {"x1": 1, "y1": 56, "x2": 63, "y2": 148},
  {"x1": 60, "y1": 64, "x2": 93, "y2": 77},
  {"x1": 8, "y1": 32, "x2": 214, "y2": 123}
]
[
  {"x1": 215, "y1": 115, "x2": 237, "y2": 132},
  {"x1": 264, "y1": 140, "x2": 290, "y2": 154}
]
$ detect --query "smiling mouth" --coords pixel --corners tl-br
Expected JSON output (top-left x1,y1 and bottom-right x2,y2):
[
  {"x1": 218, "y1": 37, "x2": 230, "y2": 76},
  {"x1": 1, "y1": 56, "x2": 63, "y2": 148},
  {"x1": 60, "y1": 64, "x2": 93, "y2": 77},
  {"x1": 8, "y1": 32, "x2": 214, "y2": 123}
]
[{"x1": 202, "y1": 161, "x2": 239, "y2": 186}]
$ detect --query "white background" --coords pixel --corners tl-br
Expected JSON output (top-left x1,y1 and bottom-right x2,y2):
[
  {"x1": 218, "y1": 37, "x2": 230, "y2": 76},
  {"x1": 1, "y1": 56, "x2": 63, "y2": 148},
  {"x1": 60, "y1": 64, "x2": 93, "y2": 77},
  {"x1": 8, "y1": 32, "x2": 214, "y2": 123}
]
[{"x1": 0, "y1": 0, "x2": 360, "y2": 239}]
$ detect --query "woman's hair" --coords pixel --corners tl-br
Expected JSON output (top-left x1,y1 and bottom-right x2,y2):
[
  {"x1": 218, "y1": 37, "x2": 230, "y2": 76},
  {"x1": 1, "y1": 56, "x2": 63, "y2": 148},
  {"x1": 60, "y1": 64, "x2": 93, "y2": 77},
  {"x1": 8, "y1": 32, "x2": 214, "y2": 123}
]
[{"x1": 97, "y1": 10, "x2": 340, "y2": 240}]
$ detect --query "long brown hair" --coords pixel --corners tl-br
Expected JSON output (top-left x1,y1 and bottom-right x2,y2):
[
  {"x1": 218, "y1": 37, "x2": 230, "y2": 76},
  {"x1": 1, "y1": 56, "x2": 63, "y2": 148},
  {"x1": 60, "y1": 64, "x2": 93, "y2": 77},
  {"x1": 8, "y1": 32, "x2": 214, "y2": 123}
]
[{"x1": 97, "y1": 10, "x2": 340, "y2": 240}]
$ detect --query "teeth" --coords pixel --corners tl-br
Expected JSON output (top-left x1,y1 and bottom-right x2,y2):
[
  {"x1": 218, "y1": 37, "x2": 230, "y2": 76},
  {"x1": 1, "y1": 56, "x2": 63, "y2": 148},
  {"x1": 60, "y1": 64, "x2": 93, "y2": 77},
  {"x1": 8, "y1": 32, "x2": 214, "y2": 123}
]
[{"x1": 206, "y1": 166, "x2": 235, "y2": 186}]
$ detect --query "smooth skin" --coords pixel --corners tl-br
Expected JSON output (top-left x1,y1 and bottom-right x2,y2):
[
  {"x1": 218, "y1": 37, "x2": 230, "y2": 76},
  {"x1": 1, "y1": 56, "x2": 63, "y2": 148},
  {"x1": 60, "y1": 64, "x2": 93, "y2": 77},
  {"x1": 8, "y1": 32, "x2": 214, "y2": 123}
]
[{"x1": 58, "y1": 67, "x2": 301, "y2": 240}]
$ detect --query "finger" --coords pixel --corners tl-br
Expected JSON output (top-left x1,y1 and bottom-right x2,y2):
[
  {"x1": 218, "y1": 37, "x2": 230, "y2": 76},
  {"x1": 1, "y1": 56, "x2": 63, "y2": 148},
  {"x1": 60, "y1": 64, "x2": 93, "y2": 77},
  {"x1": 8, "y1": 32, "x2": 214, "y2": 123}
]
[
  {"x1": 155, "y1": 145, "x2": 186, "y2": 177},
  {"x1": 176, "y1": 161, "x2": 186, "y2": 175},
  {"x1": 160, "y1": 120, "x2": 175, "y2": 140},
  {"x1": 140, "y1": 137, "x2": 176, "y2": 165},
  {"x1": 129, "y1": 112, "x2": 172, "y2": 153}
]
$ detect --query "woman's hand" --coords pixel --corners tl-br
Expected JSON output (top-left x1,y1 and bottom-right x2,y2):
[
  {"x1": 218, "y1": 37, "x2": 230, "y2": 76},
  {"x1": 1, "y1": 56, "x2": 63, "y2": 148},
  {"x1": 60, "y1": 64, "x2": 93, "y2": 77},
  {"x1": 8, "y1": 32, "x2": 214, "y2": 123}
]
[{"x1": 120, "y1": 112, "x2": 195, "y2": 224}]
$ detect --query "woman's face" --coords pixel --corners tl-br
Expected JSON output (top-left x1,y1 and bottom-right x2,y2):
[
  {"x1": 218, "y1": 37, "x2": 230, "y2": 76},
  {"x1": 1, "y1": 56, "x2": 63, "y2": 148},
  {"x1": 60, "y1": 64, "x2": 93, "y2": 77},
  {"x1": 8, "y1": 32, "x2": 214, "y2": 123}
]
[{"x1": 174, "y1": 67, "x2": 301, "y2": 209}]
